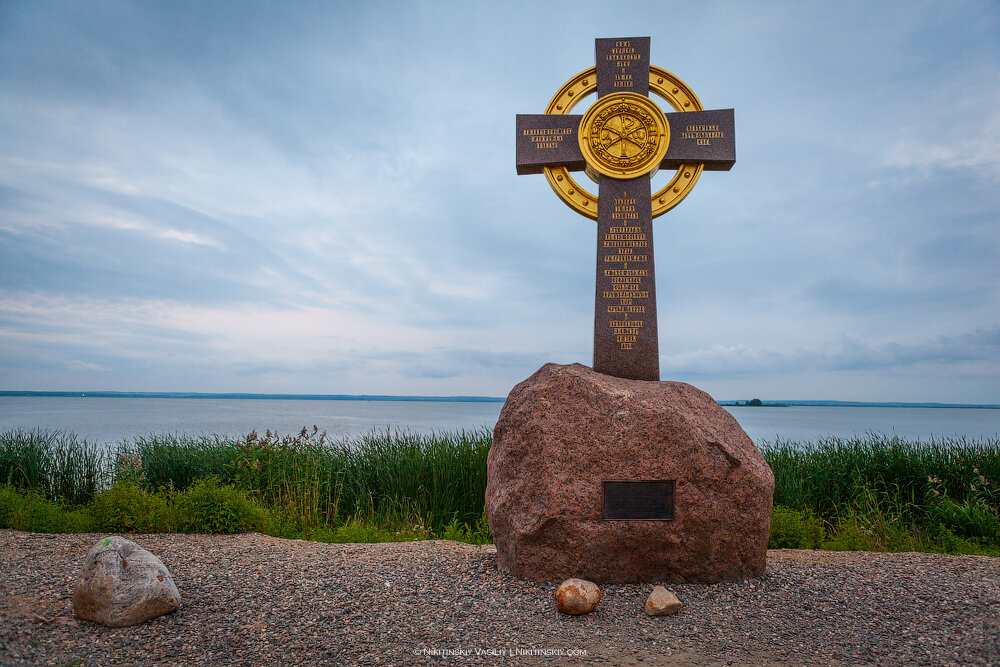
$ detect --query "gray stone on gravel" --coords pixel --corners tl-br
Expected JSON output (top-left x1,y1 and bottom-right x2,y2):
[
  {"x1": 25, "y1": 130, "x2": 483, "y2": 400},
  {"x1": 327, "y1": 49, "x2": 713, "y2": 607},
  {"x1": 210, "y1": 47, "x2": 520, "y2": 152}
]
[{"x1": 73, "y1": 536, "x2": 181, "y2": 627}]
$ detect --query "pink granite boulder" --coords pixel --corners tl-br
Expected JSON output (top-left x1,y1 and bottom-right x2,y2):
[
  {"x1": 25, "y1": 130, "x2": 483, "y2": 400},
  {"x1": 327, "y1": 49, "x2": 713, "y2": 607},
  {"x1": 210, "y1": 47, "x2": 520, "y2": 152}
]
[{"x1": 485, "y1": 363, "x2": 773, "y2": 583}]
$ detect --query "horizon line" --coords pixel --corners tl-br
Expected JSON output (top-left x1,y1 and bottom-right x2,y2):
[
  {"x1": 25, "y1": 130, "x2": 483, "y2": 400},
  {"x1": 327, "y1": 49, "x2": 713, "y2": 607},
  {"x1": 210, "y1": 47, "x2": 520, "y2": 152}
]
[
  {"x1": 0, "y1": 390, "x2": 506, "y2": 402},
  {"x1": 1, "y1": 390, "x2": 998, "y2": 409}
]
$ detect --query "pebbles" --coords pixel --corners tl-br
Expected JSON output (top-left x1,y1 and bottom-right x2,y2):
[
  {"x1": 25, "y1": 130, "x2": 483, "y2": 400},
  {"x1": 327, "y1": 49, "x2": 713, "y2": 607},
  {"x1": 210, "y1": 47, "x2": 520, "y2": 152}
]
[{"x1": 2, "y1": 531, "x2": 999, "y2": 665}]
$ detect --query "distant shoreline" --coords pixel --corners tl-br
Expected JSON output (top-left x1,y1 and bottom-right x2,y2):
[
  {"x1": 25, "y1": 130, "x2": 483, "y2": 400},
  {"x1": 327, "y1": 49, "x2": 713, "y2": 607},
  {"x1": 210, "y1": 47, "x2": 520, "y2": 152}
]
[
  {"x1": 719, "y1": 400, "x2": 1000, "y2": 410},
  {"x1": 0, "y1": 391, "x2": 505, "y2": 403},
  {"x1": 0, "y1": 390, "x2": 997, "y2": 409}
]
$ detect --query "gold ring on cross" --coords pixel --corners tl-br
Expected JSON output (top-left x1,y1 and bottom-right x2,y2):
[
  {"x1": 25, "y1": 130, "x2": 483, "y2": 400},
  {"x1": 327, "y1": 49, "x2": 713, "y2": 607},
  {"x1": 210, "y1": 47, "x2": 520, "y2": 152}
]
[{"x1": 542, "y1": 66, "x2": 705, "y2": 220}]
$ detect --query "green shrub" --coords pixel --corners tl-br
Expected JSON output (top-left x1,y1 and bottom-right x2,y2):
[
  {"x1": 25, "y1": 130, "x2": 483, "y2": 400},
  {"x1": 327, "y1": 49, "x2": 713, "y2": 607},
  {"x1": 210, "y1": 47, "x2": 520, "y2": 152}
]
[
  {"x1": 173, "y1": 477, "x2": 266, "y2": 534},
  {"x1": 329, "y1": 520, "x2": 400, "y2": 543},
  {"x1": 918, "y1": 525, "x2": 999, "y2": 556},
  {"x1": 821, "y1": 513, "x2": 884, "y2": 552},
  {"x1": 820, "y1": 510, "x2": 938, "y2": 553},
  {"x1": 0, "y1": 485, "x2": 92, "y2": 533},
  {"x1": 89, "y1": 481, "x2": 171, "y2": 533},
  {"x1": 433, "y1": 510, "x2": 492, "y2": 545},
  {"x1": 769, "y1": 505, "x2": 825, "y2": 549},
  {"x1": 924, "y1": 495, "x2": 1000, "y2": 542},
  {"x1": 319, "y1": 519, "x2": 429, "y2": 543}
]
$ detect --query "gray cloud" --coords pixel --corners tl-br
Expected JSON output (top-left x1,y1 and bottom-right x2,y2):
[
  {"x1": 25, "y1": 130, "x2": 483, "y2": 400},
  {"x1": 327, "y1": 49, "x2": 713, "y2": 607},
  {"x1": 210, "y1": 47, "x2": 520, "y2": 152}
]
[
  {"x1": 663, "y1": 327, "x2": 1000, "y2": 378},
  {"x1": 1, "y1": 1, "x2": 998, "y2": 401}
]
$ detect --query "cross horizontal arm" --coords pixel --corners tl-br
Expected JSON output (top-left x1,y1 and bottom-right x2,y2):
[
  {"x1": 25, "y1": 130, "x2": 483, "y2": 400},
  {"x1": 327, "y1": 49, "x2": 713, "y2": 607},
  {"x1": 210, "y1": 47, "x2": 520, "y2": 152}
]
[
  {"x1": 516, "y1": 108, "x2": 735, "y2": 175},
  {"x1": 516, "y1": 114, "x2": 584, "y2": 175},
  {"x1": 661, "y1": 109, "x2": 735, "y2": 171}
]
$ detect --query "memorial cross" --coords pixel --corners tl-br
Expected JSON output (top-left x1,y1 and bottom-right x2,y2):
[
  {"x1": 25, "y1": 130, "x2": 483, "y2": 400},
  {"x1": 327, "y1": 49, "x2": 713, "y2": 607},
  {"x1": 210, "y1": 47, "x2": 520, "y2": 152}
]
[{"x1": 516, "y1": 37, "x2": 735, "y2": 381}]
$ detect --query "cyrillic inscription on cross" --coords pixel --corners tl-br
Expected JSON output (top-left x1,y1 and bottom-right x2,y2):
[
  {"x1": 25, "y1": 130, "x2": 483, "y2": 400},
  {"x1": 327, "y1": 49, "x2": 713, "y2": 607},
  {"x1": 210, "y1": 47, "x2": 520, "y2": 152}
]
[{"x1": 515, "y1": 37, "x2": 735, "y2": 381}]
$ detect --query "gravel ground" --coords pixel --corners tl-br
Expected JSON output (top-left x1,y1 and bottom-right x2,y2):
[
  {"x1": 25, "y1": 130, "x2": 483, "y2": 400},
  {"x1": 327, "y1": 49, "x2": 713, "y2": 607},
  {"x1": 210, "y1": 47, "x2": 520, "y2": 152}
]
[{"x1": 1, "y1": 530, "x2": 998, "y2": 666}]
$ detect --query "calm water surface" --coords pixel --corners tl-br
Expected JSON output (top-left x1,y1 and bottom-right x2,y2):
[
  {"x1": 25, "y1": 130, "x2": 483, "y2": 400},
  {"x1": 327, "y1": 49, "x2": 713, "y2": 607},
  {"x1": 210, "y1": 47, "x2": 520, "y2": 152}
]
[
  {"x1": 724, "y1": 405, "x2": 1000, "y2": 444},
  {"x1": 0, "y1": 397, "x2": 504, "y2": 447},
  {"x1": 1, "y1": 397, "x2": 998, "y2": 448}
]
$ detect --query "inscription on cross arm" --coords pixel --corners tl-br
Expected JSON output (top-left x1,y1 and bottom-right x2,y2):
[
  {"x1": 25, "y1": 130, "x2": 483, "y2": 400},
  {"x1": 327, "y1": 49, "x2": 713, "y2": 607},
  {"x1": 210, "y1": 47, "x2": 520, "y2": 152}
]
[
  {"x1": 515, "y1": 108, "x2": 735, "y2": 176},
  {"x1": 514, "y1": 37, "x2": 736, "y2": 381}
]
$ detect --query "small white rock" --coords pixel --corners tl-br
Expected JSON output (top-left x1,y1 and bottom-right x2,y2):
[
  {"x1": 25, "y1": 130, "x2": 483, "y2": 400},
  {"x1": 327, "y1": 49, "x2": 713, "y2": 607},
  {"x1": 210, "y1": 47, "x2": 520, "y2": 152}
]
[
  {"x1": 644, "y1": 585, "x2": 682, "y2": 616},
  {"x1": 555, "y1": 578, "x2": 601, "y2": 615},
  {"x1": 73, "y1": 536, "x2": 181, "y2": 627}
]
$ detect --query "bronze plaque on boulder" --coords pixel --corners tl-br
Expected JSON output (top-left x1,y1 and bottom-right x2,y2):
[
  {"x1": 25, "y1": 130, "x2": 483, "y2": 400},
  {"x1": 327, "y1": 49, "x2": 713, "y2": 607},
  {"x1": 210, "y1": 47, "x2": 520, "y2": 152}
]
[{"x1": 602, "y1": 480, "x2": 674, "y2": 520}]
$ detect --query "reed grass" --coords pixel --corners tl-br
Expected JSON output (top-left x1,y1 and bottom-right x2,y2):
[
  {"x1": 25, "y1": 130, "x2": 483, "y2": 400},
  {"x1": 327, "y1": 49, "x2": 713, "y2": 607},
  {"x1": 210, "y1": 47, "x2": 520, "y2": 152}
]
[
  {"x1": 762, "y1": 434, "x2": 1000, "y2": 554},
  {"x1": 761, "y1": 434, "x2": 1000, "y2": 519},
  {"x1": 114, "y1": 426, "x2": 491, "y2": 533},
  {"x1": 0, "y1": 428, "x2": 107, "y2": 504},
  {"x1": 1, "y1": 427, "x2": 997, "y2": 552}
]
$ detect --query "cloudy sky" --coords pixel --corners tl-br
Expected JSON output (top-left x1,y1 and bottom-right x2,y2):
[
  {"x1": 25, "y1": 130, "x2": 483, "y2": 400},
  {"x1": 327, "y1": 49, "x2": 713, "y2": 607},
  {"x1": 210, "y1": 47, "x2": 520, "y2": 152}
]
[{"x1": 1, "y1": 1, "x2": 998, "y2": 402}]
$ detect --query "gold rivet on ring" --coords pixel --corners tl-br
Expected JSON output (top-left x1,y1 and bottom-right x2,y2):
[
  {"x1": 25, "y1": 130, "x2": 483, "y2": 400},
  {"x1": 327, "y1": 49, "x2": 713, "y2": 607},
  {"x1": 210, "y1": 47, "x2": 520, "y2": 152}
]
[
  {"x1": 672, "y1": 187, "x2": 679, "y2": 193},
  {"x1": 568, "y1": 189, "x2": 575, "y2": 195},
  {"x1": 659, "y1": 198, "x2": 665, "y2": 204},
  {"x1": 684, "y1": 172, "x2": 690, "y2": 178},
  {"x1": 557, "y1": 175, "x2": 563, "y2": 181},
  {"x1": 672, "y1": 88, "x2": 678, "y2": 94}
]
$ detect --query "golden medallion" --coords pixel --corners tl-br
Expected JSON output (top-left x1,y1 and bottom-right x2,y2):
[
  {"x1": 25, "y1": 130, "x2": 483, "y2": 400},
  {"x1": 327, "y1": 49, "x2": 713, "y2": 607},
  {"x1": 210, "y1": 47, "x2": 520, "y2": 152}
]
[{"x1": 578, "y1": 92, "x2": 669, "y2": 180}]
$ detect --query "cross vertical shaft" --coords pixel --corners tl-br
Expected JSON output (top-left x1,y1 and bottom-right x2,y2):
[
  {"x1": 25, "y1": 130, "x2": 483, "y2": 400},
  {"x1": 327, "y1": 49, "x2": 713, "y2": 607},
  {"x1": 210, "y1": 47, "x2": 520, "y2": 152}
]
[
  {"x1": 593, "y1": 37, "x2": 659, "y2": 380},
  {"x1": 594, "y1": 175, "x2": 658, "y2": 380}
]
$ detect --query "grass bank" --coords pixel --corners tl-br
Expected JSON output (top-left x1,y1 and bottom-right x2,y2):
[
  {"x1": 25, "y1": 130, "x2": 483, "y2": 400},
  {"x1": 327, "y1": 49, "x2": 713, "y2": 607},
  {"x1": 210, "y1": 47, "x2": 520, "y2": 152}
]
[
  {"x1": 763, "y1": 435, "x2": 1000, "y2": 555},
  {"x1": 2, "y1": 428, "x2": 998, "y2": 554},
  {"x1": 1, "y1": 427, "x2": 491, "y2": 544}
]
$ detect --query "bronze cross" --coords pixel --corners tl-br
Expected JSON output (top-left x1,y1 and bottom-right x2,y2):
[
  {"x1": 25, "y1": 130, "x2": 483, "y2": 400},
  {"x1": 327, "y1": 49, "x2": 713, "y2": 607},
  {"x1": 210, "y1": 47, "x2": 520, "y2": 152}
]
[{"x1": 515, "y1": 37, "x2": 735, "y2": 381}]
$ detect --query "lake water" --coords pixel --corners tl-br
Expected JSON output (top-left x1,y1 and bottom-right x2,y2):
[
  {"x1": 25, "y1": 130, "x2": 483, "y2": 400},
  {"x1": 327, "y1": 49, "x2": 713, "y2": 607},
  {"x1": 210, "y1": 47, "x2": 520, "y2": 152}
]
[
  {"x1": 724, "y1": 405, "x2": 1000, "y2": 444},
  {"x1": 1, "y1": 396, "x2": 998, "y2": 448}
]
